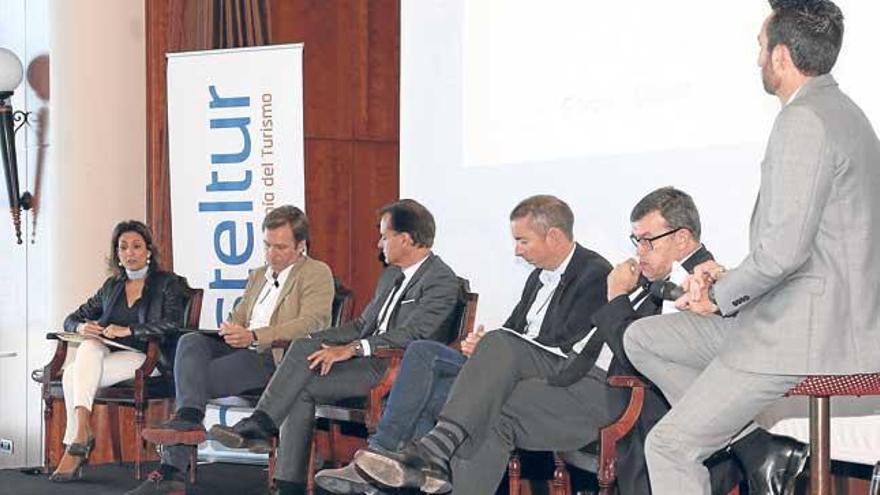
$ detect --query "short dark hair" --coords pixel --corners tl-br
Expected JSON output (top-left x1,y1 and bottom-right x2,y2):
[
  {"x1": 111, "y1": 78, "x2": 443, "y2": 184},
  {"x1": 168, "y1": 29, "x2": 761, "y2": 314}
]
[
  {"x1": 109, "y1": 220, "x2": 160, "y2": 276},
  {"x1": 767, "y1": 0, "x2": 844, "y2": 76},
  {"x1": 630, "y1": 187, "x2": 701, "y2": 241},
  {"x1": 509, "y1": 195, "x2": 574, "y2": 240},
  {"x1": 262, "y1": 205, "x2": 309, "y2": 242},
  {"x1": 378, "y1": 199, "x2": 436, "y2": 248}
]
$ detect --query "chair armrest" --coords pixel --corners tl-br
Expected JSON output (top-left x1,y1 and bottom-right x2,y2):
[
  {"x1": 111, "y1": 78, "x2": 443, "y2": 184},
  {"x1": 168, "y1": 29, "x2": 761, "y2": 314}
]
[
  {"x1": 597, "y1": 375, "x2": 647, "y2": 485},
  {"x1": 134, "y1": 340, "x2": 162, "y2": 403},
  {"x1": 40, "y1": 336, "x2": 69, "y2": 383},
  {"x1": 373, "y1": 348, "x2": 405, "y2": 360},
  {"x1": 607, "y1": 375, "x2": 647, "y2": 389},
  {"x1": 366, "y1": 349, "x2": 405, "y2": 431}
]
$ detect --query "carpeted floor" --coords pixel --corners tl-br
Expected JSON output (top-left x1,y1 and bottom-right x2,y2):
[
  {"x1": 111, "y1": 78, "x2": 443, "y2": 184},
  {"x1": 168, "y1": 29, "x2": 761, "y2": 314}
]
[
  {"x1": 0, "y1": 461, "x2": 284, "y2": 495},
  {"x1": 0, "y1": 453, "x2": 599, "y2": 494}
]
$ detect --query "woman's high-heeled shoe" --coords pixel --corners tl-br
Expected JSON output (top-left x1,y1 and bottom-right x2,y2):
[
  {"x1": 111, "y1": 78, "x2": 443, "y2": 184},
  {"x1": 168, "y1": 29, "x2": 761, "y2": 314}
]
[{"x1": 49, "y1": 437, "x2": 95, "y2": 482}]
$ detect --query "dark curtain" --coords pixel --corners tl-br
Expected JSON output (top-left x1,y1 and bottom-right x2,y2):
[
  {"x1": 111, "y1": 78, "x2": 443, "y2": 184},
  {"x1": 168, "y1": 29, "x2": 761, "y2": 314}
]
[{"x1": 211, "y1": 0, "x2": 272, "y2": 48}]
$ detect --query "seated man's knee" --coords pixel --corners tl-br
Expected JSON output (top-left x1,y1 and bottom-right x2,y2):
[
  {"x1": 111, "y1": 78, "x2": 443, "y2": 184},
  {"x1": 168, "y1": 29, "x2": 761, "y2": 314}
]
[
  {"x1": 405, "y1": 339, "x2": 451, "y2": 360},
  {"x1": 645, "y1": 419, "x2": 687, "y2": 461},
  {"x1": 176, "y1": 332, "x2": 207, "y2": 354},
  {"x1": 470, "y1": 330, "x2": 517, "y2": 361},
  {"x1": 288, "y1": 337, "x2": 321, "y2": 359},
  {"x1": 623, "y1": 319, "x2": 651, "y2": 366}
]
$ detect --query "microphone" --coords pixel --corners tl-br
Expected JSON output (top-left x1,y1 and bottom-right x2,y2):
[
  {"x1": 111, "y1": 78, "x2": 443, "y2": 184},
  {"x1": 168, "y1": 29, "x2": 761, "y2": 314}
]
[{"x1": 649, "y1": 280, "x2": 685, "y2": 301}]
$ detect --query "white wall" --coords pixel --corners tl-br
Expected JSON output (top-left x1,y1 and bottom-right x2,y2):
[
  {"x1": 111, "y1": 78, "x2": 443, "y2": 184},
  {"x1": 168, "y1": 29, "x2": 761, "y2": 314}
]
[
  {"x1": 0, "y1": 0, "x2": 146, "y2": 469},
  {"x1": 401, "y1": 0, "x2": 880, "y2": 327},
  {"x1": 0, "y1": 0, "x2": 51, "y2": 469}
]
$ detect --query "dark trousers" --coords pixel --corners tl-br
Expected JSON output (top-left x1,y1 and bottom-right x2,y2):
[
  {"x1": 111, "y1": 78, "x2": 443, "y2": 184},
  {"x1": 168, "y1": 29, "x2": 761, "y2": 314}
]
[
  {"x1": 256, "y1": 338, "x2": 389, "y2": 482},
  {"x1": 440, "y1": 331, "x2": 613, "y2": 495},
  {"x1": 161, "y1": 332, "x2": 275, "y2": 471},
  {"x1": 369, "y1": 340, "x2": 467, "y2": 452}
]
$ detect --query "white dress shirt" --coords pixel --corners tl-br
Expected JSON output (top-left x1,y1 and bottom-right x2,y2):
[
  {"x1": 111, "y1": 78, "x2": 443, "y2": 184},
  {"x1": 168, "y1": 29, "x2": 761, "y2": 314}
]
[
  {"x1": 360, "y1": 254, "x2": 430, "y2": 356},
  {"x1": 522, "y1": 245, "x2": 576, "y2": 340},
  {"x1": 249, "y1": 263, "x2": 295, "y2": 330}
]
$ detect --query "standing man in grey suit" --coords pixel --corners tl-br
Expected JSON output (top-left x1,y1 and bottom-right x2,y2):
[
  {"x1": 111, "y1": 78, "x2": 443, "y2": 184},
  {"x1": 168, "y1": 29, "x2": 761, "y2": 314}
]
[
  {"x1": 624, "y1": 1, "x2": 880, "y2": 494},
  {"x1": 209, "y1": 199, "x2": 462, "y2": 495}
]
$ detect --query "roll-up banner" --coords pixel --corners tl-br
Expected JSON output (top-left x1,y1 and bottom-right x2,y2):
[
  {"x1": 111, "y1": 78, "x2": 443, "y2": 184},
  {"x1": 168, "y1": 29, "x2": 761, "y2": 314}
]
[{"x1": 167, "y1": 44, "x2": 305, "y2": 328}]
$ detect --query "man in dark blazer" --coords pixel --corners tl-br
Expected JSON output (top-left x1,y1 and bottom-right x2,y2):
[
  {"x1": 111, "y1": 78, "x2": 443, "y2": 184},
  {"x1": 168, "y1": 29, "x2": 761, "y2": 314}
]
[
  {"x1": 355, "y1": 194, "x2": 612, "y2": 494},
  {"x1": 549, "y1": 187, "x2": 742, "y2": 495},
  {"x1": 210, "y1": 199, "x2": 462, "y2": 495}
]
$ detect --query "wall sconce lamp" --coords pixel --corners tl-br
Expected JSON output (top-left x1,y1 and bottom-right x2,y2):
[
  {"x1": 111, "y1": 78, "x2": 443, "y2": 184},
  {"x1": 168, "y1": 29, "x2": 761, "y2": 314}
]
[{"x1": 0, "y1": 47, "x2": 33, "y2": 244}]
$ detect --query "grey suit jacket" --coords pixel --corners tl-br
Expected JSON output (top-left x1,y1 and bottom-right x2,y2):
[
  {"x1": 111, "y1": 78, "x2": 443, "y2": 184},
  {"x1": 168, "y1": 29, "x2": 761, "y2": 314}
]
[
  {"x1": 716, "y1": 74, "x2": 880, "y2": 374},
  {"x1": 310, "y1": 253, "x2": 462, "y2": 351}
]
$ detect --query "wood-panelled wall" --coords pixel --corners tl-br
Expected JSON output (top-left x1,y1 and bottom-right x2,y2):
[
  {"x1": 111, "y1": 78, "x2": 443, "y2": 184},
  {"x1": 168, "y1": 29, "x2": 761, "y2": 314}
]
[{"x1": 146, "y1": 0, "x2": 400, "y2": 312}]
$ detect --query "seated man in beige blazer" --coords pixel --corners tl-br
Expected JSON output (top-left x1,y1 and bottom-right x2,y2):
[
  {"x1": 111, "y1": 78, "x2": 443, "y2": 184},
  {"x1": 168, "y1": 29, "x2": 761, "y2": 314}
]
[{"x1": 128, "y1": 205, "x2": 335, "y2": 495}]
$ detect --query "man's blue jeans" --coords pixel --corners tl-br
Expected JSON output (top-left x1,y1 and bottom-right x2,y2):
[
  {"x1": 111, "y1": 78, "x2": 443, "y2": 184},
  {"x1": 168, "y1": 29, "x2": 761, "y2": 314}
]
[{"x1": 368, "y1": 340, "x2": 467, "y2": 451}]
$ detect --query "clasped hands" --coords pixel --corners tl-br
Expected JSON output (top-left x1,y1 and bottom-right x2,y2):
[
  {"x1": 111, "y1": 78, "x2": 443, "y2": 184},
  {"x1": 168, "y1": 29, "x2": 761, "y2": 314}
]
[
  {"x1": 78, "y1": 321, "x2": 131, "y2": 339},
  {"x1": 675, "y1": 260, "x2": 726, "y2": 316}
]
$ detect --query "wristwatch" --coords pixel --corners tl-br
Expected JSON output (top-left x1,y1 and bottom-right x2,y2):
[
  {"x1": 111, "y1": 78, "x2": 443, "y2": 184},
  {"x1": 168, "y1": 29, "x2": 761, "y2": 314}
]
[{"x1": 352, "y1": 341, "x2": 365, "y2": 357}]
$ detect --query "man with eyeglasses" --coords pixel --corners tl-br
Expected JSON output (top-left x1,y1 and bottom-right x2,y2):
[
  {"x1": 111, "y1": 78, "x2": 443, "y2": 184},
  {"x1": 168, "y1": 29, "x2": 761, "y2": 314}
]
[
  {"x1": 355, "y1": 189, "x2": 741, "y2": 494},
  {"x1": 548, "y1": 187, "x2": 747, "y2": 494}
]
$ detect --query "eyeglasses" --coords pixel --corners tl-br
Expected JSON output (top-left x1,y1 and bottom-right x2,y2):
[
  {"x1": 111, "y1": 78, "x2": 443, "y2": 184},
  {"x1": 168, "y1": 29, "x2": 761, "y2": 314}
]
[{"x1": 629, "y1": 227, "x2": 683, "y2": 251}]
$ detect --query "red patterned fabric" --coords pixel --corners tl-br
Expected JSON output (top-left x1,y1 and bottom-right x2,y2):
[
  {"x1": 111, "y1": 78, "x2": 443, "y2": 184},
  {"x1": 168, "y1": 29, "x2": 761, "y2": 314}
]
[{"x1": 786, "y1": 373, "x2": 880, "y2": 397}]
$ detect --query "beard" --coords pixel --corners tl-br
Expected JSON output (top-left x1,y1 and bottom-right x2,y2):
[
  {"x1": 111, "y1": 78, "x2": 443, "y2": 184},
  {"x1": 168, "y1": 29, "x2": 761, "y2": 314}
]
[{"x1": 761, "y1": 63, "x2": 780, "y2": 95}]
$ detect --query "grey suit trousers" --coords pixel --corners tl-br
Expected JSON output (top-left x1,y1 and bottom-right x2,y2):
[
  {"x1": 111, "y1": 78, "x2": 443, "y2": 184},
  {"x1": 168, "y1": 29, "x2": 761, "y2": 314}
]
[
  {"x1": 441, "y1": 331, "x2": 612, "y2": 494},
  {"x1": 162, "y1": 333, "x2": 275, "y2": 471},
  {"x1": 624, "y1": 312, "x2": 803, "y2": 495},
  {"x1": 256, "y1": 337, "x2": 389, "y2": 482}
]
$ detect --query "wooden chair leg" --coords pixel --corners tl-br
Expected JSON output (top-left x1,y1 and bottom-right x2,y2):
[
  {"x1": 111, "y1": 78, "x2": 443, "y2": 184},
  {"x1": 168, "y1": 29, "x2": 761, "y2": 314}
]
[
  {"x1": 328, "y1": 422, "x2": 342, "y2": 468},
  {"x1": 107, "y1": 404, "x2": 123, "y2": 465},
  {"x1": 43, "y1": 396, "x2": 54, "y2": 473},
  {"x1": 189, "y1": 444, "x2": 198, "y2": 484},
  {"x1": 268, "y1": 436, "x2": 278, "y2": 491},
  {"x1": 551, "y1": 453, "x2": 571, "y2": 495},
  {"x1": 135, "y1": 404, "x2": 146, "y2": 480},
  {"x1": 306, "y1": 435, "x2": 317, "y2": 495},
  {"x1": 508, "y1": 452, "x2": 522, "y2": 495},
  {"x1": 810, "y1": 396, "x2": 831, "y2": 495}
]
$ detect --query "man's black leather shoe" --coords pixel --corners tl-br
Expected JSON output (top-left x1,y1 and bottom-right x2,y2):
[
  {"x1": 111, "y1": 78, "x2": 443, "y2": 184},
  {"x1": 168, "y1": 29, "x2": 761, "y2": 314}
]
[
  {"x1": 354, "y1": 443, "x2": 452, "y2": 494},
  {"x1": 209, "y1": 410, "x2": 278, "y2": 453},
  {"x1": 732, "y1": 432, "x2": 809, "y2": 495}
]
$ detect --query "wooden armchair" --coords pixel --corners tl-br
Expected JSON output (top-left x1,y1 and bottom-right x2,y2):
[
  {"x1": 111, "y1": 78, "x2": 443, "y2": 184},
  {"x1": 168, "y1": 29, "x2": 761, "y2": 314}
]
[
  {"x1": 146, "y1": 278, "x2": 355, "y2": 486},
  {"x1": 37, "y1": 276, "x2": 202, "y2": 480},
  {"x1": 507, "y1": 375, "x2": 647, "y2": 495},
  {"x1": 509, "y1": 375, "x2": 742, "y2": 495},
  {"x1": 299, "y1": 277, "x2": 479, "y2": 494}
]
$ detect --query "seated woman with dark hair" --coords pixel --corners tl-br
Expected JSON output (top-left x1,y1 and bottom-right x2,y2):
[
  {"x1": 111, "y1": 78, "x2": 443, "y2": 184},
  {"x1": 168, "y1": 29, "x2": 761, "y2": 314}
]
[{"x1": 50, "y1": 220, "x2": 185, "y2": 482}]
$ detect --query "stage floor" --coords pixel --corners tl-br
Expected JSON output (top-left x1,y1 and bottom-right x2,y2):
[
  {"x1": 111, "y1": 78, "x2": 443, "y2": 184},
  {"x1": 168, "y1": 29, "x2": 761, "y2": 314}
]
[{"x1": 0, "y1": 461, "x2": 288, "y2": 495}]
